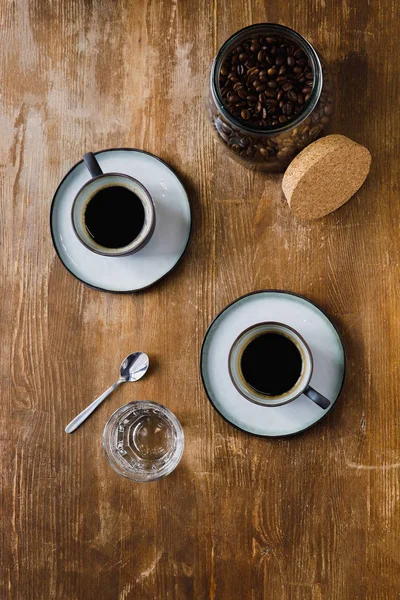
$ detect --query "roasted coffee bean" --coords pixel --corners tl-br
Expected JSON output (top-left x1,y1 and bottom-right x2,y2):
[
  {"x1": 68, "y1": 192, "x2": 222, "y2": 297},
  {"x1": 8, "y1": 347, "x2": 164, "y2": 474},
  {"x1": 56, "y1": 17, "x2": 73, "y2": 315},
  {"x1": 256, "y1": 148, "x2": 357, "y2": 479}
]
[
  {"x1": 282, "y1": 101, "x2": 293, "y2": 115},
  {"x1": 218, "y1": 32, "x2": 318, "y2": 129}
]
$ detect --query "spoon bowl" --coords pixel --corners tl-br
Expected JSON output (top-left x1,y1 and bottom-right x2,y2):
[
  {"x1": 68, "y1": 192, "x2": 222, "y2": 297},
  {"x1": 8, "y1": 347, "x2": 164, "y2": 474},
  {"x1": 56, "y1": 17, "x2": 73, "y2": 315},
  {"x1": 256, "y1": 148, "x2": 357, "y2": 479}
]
[{"x1": 120, "y1": 352, "x2": 149, "y2": 382}]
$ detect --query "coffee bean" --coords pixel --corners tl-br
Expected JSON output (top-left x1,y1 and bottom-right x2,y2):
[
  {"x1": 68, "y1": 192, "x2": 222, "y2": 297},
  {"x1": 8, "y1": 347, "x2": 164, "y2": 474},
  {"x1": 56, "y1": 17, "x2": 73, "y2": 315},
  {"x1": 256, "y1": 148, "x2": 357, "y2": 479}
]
[
  {"x1": 282, "y1": 101, "x2": 293, "y2": 115},
  {"x1": 250, "y1": 40, "x2": 261, "y2": 52},
  {"x1": 247, "y1": 67, "x2": 259, "y2": 76},
  {"x1": 217, "y1": 31, "x2": 322, "y2": 134}
]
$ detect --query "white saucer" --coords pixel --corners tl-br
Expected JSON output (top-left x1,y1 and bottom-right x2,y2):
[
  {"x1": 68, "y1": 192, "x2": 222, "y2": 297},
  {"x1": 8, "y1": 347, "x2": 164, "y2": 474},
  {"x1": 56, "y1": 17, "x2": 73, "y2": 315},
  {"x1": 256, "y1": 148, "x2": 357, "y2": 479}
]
[
  {"x1": 201, "y1": 291, "x2": 346, "y2": 437},
  {"x1": 50, "y1": 149, "x2": 191, "y2": 292}
]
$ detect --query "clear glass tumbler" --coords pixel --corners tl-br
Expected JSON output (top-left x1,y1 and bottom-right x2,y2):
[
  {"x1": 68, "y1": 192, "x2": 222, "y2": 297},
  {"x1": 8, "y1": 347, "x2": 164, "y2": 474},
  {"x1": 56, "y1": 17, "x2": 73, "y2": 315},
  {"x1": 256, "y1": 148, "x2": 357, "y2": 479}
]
[{"x1": 103, "y1": 401, "x2": 184, "y2": 482}]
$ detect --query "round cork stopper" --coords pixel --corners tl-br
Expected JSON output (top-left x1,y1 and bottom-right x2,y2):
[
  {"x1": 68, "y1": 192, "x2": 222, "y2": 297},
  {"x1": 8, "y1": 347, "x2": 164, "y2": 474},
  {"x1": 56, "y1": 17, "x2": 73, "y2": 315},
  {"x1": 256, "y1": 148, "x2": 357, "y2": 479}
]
[{"x1": 282, "y1": 134, "x2": 371, "y2": 220}]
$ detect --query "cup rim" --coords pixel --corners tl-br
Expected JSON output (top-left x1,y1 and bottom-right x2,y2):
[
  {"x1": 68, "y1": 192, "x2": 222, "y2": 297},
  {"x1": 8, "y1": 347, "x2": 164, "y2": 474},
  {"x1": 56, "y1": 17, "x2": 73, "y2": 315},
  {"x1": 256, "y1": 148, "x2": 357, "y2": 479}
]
[
  {"x1": 228, "y1": 321, "x2": 314, "y2": 407},
  {"x1": 71, "y1": 172, "x2": 156, "y2": 257}
]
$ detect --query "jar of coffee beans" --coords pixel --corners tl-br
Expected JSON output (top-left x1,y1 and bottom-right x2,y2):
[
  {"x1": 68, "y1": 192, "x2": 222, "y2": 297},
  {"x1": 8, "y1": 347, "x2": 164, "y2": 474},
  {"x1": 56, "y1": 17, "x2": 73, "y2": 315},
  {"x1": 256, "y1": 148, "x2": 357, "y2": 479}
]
[{"x1": 206, "y1": 23, "x2": 334, "y2": 172}]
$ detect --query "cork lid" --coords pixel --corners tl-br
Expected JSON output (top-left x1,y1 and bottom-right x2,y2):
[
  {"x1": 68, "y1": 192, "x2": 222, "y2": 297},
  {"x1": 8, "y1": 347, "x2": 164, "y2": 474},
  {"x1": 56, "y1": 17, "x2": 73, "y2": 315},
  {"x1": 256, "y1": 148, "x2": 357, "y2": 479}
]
[{"x1": 282, "y1": 134, "x2": 371, "y2": 220}]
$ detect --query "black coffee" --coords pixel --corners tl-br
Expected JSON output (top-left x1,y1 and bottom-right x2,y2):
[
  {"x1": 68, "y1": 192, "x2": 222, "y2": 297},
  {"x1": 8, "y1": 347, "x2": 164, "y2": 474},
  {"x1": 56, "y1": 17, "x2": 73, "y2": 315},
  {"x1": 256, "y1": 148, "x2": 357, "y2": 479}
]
[
  {"x1": 84, "y1": 186, "x2": 145, "y2": 248},
  {"x1": 240, "y1": 332, "x2": 302, "y2": 396}
]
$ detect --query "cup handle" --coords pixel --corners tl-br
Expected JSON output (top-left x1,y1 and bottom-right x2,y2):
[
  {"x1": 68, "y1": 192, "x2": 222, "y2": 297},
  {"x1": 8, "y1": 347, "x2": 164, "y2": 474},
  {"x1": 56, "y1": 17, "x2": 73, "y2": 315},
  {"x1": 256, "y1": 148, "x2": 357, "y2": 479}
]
[
  {"x1": 83, "y1": 152, "x2": 103, "y2": 178},
  {"x1": 304, "y1": 385, "x2": 330, "y2": 409}
]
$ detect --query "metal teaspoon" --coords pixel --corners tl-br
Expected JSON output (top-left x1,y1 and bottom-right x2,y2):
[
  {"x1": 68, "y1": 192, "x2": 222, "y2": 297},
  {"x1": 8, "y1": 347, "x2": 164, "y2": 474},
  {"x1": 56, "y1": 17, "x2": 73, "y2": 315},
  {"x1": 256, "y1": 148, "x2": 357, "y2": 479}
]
[{"x1": 65, "y1": 352, "x2": 149, "y2": 434}]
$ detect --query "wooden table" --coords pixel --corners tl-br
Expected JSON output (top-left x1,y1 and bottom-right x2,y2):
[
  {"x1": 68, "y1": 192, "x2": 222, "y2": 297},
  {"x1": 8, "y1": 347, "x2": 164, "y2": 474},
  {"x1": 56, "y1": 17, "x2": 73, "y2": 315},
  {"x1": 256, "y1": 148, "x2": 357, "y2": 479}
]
[{"x1": 1, "y1": 1, "x2": 399, "y2": 598}]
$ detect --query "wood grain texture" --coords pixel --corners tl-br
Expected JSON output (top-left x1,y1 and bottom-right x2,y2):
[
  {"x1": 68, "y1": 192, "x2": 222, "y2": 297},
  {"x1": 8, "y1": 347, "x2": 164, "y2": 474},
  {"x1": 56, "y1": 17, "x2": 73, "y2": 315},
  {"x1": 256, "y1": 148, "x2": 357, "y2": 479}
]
[{"x1": 1, "y1": 0, "x2": 400, "y2": 598}]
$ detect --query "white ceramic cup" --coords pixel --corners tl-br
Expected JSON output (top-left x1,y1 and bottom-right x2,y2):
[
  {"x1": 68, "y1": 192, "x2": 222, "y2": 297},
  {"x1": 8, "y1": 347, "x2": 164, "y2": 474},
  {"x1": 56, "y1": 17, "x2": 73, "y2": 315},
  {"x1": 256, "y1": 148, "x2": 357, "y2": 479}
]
[
  {"x1": 71, "y1": 152, "x2": 156, "y2": 257},
  {"x1": 228, "y1": 322, "x2": 330, "y2": 409}
]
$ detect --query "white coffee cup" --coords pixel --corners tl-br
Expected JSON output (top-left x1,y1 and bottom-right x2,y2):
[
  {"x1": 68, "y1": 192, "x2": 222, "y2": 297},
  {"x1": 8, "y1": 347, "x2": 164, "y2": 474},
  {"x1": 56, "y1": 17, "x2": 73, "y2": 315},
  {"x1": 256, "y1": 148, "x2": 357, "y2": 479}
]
[
  {"x1": 228, "y1": 322, "x2": 330, "y2": 409},
  {"x1": 71, "y1": 152, "x2": 155, "y2": 257}
]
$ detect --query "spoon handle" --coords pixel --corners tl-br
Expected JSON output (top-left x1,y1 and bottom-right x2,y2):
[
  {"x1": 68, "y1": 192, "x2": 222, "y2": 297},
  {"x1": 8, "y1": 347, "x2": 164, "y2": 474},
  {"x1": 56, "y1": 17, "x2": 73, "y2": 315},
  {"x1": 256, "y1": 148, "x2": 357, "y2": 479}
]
[{"x1": 65, "y1": 380, "x2": 123, "y2": 434}]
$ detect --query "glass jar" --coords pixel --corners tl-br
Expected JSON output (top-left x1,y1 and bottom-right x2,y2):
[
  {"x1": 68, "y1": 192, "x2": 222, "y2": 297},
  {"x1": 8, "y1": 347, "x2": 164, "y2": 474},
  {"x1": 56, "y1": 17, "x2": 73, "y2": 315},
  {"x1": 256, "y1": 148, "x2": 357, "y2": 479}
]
[{"x1": 206, "y1": 23, "x2": 334, "y2": 172}]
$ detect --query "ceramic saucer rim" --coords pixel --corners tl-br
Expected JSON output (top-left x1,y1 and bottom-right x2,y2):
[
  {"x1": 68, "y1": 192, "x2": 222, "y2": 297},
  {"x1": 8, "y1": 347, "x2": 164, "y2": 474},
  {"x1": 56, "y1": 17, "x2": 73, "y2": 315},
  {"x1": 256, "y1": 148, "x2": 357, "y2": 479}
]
[
  {"x1": 50, "y1": 147, "x2": 192, "y2": 294},
  {"x1": 200, "y1": 289, "x2": 347, "y2": 438}
]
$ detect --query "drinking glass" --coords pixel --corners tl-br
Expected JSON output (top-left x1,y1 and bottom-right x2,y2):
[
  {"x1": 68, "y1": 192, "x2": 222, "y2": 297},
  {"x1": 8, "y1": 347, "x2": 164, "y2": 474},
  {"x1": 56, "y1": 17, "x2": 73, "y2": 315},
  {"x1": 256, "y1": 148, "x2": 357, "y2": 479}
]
[{"x1": 103, "y1": 401, "x2": 184, "y2": 482}]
